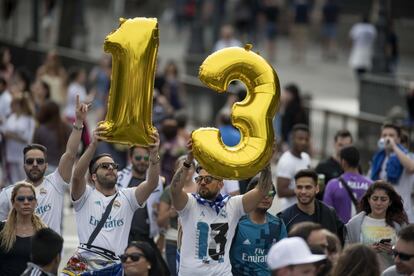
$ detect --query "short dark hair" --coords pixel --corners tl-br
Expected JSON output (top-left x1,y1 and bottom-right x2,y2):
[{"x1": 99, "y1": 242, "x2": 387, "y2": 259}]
[
  {"x1": 294, "y1": 169, "x2": 318, "y2": 184},
  {"x1": 288, "y1": 222, "x2": 323, "y2": 241},
  {"x1": 128, "y1": 146, "x2": 149, "y2": 157},
  {"x1": 23, "y1": 144, "x2": 48, "y2": 161},
  {"x1": 246, "y1": 176, "x2": 276, "y2": 193},
  {"x1": 339, "y1": 146, "x2": 360, "y2": 168},
  {"x1": 31, "y1": 228, "x2": 63, "y2": 266},
  {"x1": 89, "y1": 153, "x2": 113, "y2": 174},
  {"x1": 398, "y1": 224, "x2": 414, "y2": 242},
  {"x1": 334, "y1": 129, "x2": 352, "y2": 142},
  {"x1": 382, "y1": 123, "x2": 401, "y2": 137},
  {"x1": 291, "y1": 124, "x2": 309, "y2": 135}
]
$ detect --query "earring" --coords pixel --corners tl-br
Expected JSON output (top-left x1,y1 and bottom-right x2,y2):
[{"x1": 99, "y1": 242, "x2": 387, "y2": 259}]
[{"x1": 147, "y1": 266, "x2": 151, "y2": 269}]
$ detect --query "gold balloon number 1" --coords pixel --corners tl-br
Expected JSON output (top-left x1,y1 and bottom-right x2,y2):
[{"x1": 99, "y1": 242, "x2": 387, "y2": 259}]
[
  {"x1": 192, "y1": 45, "x2": 280, "y2": 180},
  {"x1": 98, "y1": 18, "x2": 158, "y2": 146}
]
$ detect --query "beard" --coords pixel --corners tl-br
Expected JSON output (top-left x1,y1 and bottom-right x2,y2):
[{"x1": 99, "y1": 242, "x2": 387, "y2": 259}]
[
  {"x1": 25, "y1": 167, "x2": 46, "y2": 182},
  {"x1": 297, "y1": 196, "x2": 315, "y2": 205},
  {"x1": 132, "y1": 163, "x2": 148, "y2": 176},
  {"x1": 198, "y1": 187, "x2": 218, "y2": 201},
  {"x1": 96, "y1": 173, "x2": 117, "y2": 189}
]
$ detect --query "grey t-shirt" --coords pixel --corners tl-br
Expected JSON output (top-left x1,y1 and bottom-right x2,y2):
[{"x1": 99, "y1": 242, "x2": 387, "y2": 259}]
[{"x1": 381, "y1": 265, "x2": 406, "y2": 276}]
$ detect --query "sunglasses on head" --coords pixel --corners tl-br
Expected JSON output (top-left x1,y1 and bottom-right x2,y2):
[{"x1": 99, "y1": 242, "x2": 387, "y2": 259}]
[
  {"x1": 195, "y1": 175, "x2": 221, "y2": 184},
  {"x1": 392, "y1": 247, "x2": 414, "y2": 261},
  {"x1": 119, "y1": 253, "x2": 145, "y2": 263},
  {"x1": 25, "y1": 158, "x2": 45, "y2": 165},
  {"x1": 94, "y1": 162, "x2": 119, "y2": 173},
  {"x1": 134, "y1": 155, "x2": 149, "y2": 162},
  {"x1": 15, "y1": 195, "x2": 36, "y2": 202},
  {"x1": 267, "y1": 190, "x2": 276, "y2": 197}
]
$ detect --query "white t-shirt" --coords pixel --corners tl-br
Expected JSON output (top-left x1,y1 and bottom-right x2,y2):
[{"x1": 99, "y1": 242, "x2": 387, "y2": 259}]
[
  {"x1": 72, "y1": 186, "x2": 144, "y2": 255},
  {"x1": 0, "y1": 170, "x2": 68, "y2": 234},
  {"x1": 349, "y1": 22, "x2": 377, "y2": 69},
  {"x1": 1, "y1": 114, "x2": 35, "y2": 163},
  {"x1": 221, "y1": 180, "x2": 240, "y2": 195},
  {"x1": 276, "y1": 151, "x2": 311, "y2": 210},
  {"x1": 0, "y1": 90, "x2": 12, "y2": 122},
  {"x1": 178, "y1": 194, "x2": 245, "y2": 275}
]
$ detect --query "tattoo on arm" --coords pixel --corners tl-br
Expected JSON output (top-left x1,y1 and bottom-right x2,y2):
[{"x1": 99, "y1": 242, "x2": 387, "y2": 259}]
[{"x1": 171, "y1": 166, "x2": 185, "y2": 191}]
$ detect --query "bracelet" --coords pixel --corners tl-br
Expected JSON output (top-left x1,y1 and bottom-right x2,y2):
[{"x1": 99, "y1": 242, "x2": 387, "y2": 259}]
[
  {"x1": 183, "y1": 161, "x2": 191, "y2": 168},
  {"x1": 72, "y1": 123, "x2": 84, "y2": 131},
  {"x1": 150, "y1": 154, "x2": 160, "y2": 165}
]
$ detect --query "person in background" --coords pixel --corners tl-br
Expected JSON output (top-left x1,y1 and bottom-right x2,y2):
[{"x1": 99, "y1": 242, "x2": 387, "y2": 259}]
[
  {"x1": 348, "y1": 14, "x2": 377, "y2": 77},
  {"x1": 33, "y1": 100, "x2": 71, "y2": 174},
  {"x1": 370, "y1": 123, "x2": 414, "y2": 222},
  {"x1": 321, "y1": 0, "x2": 340, "y2": 60},
  {"x1": 0, "y1": 77, "x2": 12, "y2": 125},
  {"x1": 280, "y1": 84, "x2": 309, "y2": 145},
  {"x1": 1, "y1": 94, "x2": 36, "y2": 185},
  {"x1": 230, "y1": 176, "x2": 287, "y2": 275},
  {"x1": 88, "y1": 54, "x2": 111, "y2": 122},
  {"x1": 162, "y1": 60, "x2": 183, "y2": 111},
  {"x1": 323, "y1": 146, "x2": 372, "y2": 223},
  {"x1": 21, "y1": 227, "x2": 63, "y2": 276},
  {"x1": 261, "y1": 0, "x2": 280, "y2": 62},
  {"x1": 345, "y1": 181, "x2": 408, "y2": 271},
  {"x1": 276, "y1": 124, "x2": 311, "y2": 210},
  {"x1": 213, "y1": 24, "x2": 242, "y2": 52},
  {"x1": 30, "y1": 79, "x2": 50, "y2": 114},
  {"x1": 382, "y1": 224, "x2": 414, "y2": 276},
  {"x1": 157, "y1": 156, "x2": 196, "y2": 276},
  {"x1": 289, "y1": 0, "x2": 312, "y2": 63},
  {"x1": 331, "y1": 244, "x2": 380, "y2": 276},
  {"x1": 36, "y1": 51, "x2": 66, "y2": 107},
  {"x1": 0, "y1": 182, "x2": 46, "y2": 275},
  {"x1": 267, "y1": 237, "x2": 326, "y2": 276},
  {"x1": 0, "y1": 47, "x2": 14, "y2": 83},
  {"x1": 315, "y1": 130, "x2": 353, "y2": 188},
  {"x1": 279, "y1": 169, "x2": 345, "y2": 242}
]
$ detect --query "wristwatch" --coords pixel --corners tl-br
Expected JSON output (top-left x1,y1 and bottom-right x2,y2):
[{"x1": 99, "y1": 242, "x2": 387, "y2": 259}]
[
  {"x1": 183, "y1": 160, "x2": 192, "y2": 168},
  {"x1": 72, "y1": 123, "x2": 84, "y2": 131},
  {"x1": 150, "y1": 154, "x2": 160, "y2": 165}
]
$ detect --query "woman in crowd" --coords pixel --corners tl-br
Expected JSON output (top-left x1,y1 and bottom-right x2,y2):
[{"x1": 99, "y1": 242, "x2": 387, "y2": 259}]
[
  {"x1": 30, "y1": 79, "x2": 51, "y2": 114},
  {"x1": 331, "y1": 244, "x2": 380, "y2": 276},
  {"x1": 345, "y1": 181, "x2": 408, "y2": 271},
  {"x1": 1, "y1": 95, "x2": 36, "y2": 185},
  {"x1": 157, "y1": 155, "x2": 196, "y2": 275},
  {"x1": 0, "y1": 47, "x2": 14, "y2": 83},
  {"x1": 0, "y1": 182, "x2": 46, "y2": 275},
  {"x1": 33, "y1": 100, "x2": 71, "y2": 174}
]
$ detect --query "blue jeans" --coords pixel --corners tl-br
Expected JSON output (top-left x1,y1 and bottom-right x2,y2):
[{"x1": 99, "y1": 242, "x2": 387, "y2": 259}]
[{"x1": 165, "y1": 242, "x2": 177, "y2": 276}]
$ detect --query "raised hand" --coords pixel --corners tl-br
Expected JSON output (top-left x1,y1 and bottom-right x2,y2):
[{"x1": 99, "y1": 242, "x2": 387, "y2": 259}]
[
  {"x1": 148, "y1": 129, "x2": 160, "y2": 156},
  {"x1": 186, "y1": 138, "x2": 194, "y2": 163},
  {"x1": 75, "y1": 94, "x2": 91, "y2": 124}
]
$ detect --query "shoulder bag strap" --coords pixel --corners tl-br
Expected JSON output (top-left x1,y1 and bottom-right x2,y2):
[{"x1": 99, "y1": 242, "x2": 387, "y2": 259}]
[
  {"x1": 338, "y1": 177, "x2": 359, "y2": 211},
  {"x1": 87, "y1": 193, "x2": 119, "y2": 246}
]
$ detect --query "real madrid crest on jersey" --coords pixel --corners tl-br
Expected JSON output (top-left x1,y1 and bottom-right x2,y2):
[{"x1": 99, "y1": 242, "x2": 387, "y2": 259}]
[
  {"x1": 113, "y1": 200, "x2": 121, "y2": 208},
  {"x1": 39, "y1": 187, "x2": 47, "y2": 195}
]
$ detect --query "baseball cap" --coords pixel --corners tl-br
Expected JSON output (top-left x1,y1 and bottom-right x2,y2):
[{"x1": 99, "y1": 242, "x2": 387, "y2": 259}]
[{"x1": 267, "y1": 237, "x2": 326, "y2": 270}]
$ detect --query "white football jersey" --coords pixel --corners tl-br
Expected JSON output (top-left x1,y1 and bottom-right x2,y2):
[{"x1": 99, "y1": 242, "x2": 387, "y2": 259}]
[
  {"x1": 0, "y1": 170, "x2": 67, "y2": 234},
  {"x1": 73, "y1": 185, "x2": 144, "y2": 255},
  {"x1": 178, "y1": 194, "x2": 245, "y2": 275}
]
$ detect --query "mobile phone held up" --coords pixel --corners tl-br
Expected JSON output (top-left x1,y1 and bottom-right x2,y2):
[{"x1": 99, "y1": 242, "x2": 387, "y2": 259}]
[{"x1": 379, "y1": 238, "x2": 391, "y2": 244}]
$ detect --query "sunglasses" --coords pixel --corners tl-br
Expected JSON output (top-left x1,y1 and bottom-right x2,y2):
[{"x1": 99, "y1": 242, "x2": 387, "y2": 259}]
[
  {"x1": 119, "y1": 253, "x2": 145, "y2": 263},
  {"x1": 195, "y1": 175, "x2": 222, "y2": 184},
  {"x1": 134, "y1": 155, "x2": 149, "y2": 162},
  {"x1": 25, "y1": 158, "x2": 45, "y2": 165},
  {"x1": 94, "y1": 162, "x2": 119, "y2": 173},
  {"x1": 267, "y1": 190, "x2": 276, "y2": 197},
  {"x1": 392, "y1": 247, "x2": 414, "y2": 261},
  {"x1": 15, "y1": 195, "x2": 36, "y2": 202}
]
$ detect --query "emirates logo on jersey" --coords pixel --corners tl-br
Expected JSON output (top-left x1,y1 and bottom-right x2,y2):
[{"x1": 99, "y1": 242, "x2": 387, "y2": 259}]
[
  {"x1": 113, "y1": 200, "x2": 121, "y2": 208},
  {"x1": 39, "y1": 188, "x2": 47, "y2": 195}
]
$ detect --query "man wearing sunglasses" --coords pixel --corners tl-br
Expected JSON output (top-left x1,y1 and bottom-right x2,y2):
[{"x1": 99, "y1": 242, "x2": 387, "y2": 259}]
[
  {"x1": 0, "y1": 95, "x2": 89, "y2": 234},
  {"x1": 382, "y1": 225, "x2": 414, "y2": 276},
  {"x1": 170, "y1": 141, "x2": 273, "y2": 275},
  {"x1": 70, "y1": 127, "x2": 161, "y2": 256}
]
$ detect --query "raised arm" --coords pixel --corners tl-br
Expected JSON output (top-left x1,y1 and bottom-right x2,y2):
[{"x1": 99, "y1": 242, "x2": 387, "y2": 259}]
[
  {"x1": 242, "y1": 165, "x2": 273, "y2": 213},
  {"x1": 135, "y1": 131, "x2": 161, "y2": 205},
  {"x1": 71, "y1": 127, "x2": 100, "y2": 201},
  {"x1": 58, "y1": 95, "x2": 89, "y2": 183},
  {"x1": 390, "y1": 138, "x2": 414, "y2": 174},
  {"x1": 170, "y1": 140, "x2": 192, "y2": 211}
]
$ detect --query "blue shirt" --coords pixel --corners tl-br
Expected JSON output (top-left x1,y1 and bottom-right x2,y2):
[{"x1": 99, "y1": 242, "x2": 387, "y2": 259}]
[{"x1": 230, "y1": 213, "x2": 287, "y2": 275}]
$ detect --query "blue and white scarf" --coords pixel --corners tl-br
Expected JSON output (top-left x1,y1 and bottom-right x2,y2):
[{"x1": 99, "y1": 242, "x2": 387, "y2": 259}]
[{"x1": 192, "y1": 193, "x2": 231, "y2": 214}]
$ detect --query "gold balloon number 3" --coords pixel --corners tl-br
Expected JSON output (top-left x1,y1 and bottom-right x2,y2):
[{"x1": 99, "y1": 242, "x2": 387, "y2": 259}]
[
  {"x1": 98, "y1": 18, "x2": 158, "y2": 145},
  {"x1": 192, "y1": 45, "x2": 280, "y2": 179}
]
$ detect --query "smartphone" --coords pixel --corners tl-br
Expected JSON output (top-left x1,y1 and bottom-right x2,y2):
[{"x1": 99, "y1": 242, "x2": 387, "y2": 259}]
[{"x1": 379, "y1": 238, "x2": 391, "y2": 244}]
